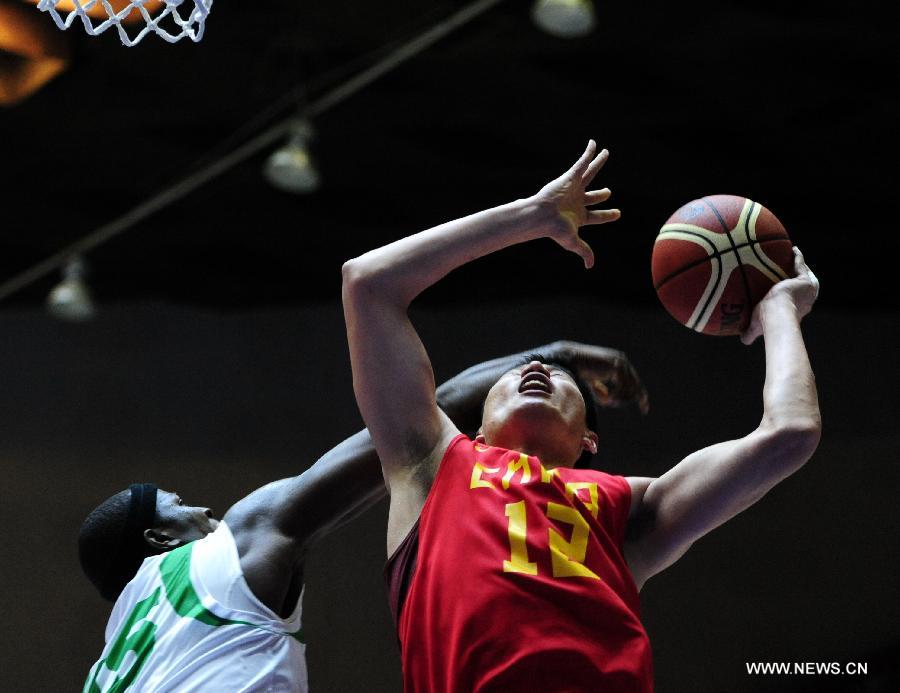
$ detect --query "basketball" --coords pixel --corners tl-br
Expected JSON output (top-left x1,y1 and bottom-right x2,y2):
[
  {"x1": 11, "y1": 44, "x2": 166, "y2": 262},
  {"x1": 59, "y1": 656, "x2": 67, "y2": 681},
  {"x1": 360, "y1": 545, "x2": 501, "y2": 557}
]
[{"x1": 651, "y1": 195, "x2": 794, "y2": 336}]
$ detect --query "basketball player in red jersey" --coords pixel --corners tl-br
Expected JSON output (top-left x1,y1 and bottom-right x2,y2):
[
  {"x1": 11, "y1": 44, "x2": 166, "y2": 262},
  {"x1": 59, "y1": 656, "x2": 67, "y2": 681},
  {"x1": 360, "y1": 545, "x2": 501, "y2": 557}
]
[
  {"x1": 342, "y1": 141, "x2": 821, "y2": 692},
  {"x1": 79, "y1": 336, "x2": 643, "y2": 691}
]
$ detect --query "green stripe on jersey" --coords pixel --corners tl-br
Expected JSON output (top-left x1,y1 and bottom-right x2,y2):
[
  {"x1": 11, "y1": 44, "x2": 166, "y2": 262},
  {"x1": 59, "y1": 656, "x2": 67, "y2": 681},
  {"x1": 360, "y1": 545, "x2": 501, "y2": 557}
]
[
  {"x1": 84, "y1": 540, "x2": 304, "y2": 692},
  {"x1": 160, "y1": 542, "x2": 305, "y2": 642}
]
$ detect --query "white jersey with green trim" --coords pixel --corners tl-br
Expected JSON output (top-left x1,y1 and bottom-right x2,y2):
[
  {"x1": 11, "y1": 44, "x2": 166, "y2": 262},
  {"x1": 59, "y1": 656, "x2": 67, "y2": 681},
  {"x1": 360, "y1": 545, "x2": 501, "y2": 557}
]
[{"x1": 84, "y1": 521, "x2": 307, "y2": 692}]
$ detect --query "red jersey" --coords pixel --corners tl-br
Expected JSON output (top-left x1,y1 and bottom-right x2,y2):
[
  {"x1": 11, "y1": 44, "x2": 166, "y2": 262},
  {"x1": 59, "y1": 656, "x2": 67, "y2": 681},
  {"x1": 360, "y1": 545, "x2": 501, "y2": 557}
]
[{"x1": 388, "y1": 434, "x2": 652, "y2": 693}]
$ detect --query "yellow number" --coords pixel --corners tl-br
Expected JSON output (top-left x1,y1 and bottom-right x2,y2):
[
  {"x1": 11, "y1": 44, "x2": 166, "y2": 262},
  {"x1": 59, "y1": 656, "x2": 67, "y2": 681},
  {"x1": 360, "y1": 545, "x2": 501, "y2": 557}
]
[
  {"x1": 565, "y1": 482, "x2": 599, "y2": 519},
  {"x1": 503, "y1": 501, "x2": 538, "y2": 575},
  {"x1": 547, "y1": 502, "x2": 600, "y2": 580},
  {"x1": 502, "y1": 500, "x2": 600, "y2": 580}
]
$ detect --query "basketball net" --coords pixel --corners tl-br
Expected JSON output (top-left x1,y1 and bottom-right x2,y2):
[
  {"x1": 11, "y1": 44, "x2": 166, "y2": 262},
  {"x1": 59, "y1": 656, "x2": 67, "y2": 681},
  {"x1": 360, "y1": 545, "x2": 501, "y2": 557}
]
[{"x1": 36, "y1": 0, "x2": 213, "y2": 46}]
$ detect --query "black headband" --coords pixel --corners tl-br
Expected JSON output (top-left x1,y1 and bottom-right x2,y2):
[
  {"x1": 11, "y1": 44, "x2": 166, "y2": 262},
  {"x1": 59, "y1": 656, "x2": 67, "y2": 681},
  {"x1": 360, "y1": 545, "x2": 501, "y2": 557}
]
[{"x1": 100, "y1": 483, "x2": 158, "y2": 600}]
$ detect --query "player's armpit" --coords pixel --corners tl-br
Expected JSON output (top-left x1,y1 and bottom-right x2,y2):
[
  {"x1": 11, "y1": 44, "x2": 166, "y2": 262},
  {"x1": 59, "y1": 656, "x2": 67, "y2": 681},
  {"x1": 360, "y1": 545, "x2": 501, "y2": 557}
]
[
  {"x1": 222, "y1": 432, "x2": 385, "y2": 615},
  {"x1": 342, "y1": 260, "x2": 460, "y2": 479},
  {"x1": 624, "y1": 423, "x2": 819, "y2": 588}
]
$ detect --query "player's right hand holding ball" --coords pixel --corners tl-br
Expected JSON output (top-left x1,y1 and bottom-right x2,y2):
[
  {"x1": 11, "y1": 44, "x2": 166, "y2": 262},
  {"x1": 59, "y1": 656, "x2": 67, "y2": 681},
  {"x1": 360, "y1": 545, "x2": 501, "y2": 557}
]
[{"x1": 741, "y1": 247, "x2": 820, "y2": 345}]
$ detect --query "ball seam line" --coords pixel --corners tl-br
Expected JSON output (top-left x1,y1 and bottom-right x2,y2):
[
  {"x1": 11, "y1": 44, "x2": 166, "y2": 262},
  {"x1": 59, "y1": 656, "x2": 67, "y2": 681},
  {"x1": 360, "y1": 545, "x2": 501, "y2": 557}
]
[
  {"x1": 702, "y1": 197, "x2": 754, "y2": 321},
  {"x1": 653, "y1": 235, "x2": 789, "y2": 290},
  {"x1": 742, "y1": 203, "x2": 788, "y2": 281}
]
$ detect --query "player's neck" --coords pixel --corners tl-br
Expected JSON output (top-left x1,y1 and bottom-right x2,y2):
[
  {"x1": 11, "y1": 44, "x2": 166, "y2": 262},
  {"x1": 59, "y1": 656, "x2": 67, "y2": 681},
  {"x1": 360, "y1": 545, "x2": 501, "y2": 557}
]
[{"x1": 490, "y1": 434, "x2": 576, "y2": 469}]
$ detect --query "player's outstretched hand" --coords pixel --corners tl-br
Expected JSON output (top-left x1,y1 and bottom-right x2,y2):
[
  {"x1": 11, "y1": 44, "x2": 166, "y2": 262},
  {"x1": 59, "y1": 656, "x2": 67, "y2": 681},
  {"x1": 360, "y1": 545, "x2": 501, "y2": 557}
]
[
  {"x1": 554, "y1": 340, "x2": 650, "y2": 414},
  {"x1": 741, "y1": 246, "x2": 820, "y2": 345},
  {"x1": 532, "y1": 140, "x2": 621, "y2": 269}
]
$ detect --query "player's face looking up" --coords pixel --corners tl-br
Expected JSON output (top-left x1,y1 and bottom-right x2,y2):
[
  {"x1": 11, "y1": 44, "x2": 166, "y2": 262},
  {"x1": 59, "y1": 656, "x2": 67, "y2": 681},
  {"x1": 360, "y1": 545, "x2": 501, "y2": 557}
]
[
  {"x1": 478, "y1": 361, "x2": 598, "y2": 468},
  {"x1": 151, "y1": 489, "x2": 219, "y2": 544}
]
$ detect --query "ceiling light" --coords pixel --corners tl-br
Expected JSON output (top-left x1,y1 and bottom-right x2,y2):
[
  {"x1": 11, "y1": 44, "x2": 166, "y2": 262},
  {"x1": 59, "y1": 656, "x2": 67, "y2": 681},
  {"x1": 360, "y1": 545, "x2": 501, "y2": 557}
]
[
  {"x1": 46, "y1": 256, "x2": 96, "y2": 322},
  {"x1": 531, "y1": 0, "x2": 596, "y2": 38},
  {"x1": 264, "y1": 119, "x2": 321, "y2": 194}
]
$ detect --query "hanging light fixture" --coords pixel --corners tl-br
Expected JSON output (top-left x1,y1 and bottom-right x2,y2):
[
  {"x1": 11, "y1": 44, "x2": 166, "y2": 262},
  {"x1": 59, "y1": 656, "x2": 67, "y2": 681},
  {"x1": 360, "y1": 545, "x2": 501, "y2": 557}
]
[
  {"x1": 264, "y1": 118, "x2": 321, "y2": 194},
  {"x1": 531, "y1": 0, "x2": 596, "y2": 38},
  {"x1": 46, "y1": 256, "x2": 96, "y2": 321}
]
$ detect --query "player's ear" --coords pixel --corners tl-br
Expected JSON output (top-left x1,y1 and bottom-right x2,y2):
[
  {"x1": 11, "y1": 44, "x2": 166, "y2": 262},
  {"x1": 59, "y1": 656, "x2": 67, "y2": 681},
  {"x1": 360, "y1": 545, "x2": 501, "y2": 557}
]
[
  {"x1": 143, "y1": 528, "x2": 182, "y2": 550},
  {"x1": 474, "y1": 428, "x2": 486, "y2": 445},
  {"x1": 582, "y1": 430, "x2": 598, "y2": 455}
]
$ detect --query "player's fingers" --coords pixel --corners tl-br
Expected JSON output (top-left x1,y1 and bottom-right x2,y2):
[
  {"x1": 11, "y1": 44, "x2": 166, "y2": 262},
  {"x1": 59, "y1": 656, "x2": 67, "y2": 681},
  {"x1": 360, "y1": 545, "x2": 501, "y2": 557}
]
[
  {"x1": 622, "y1": 363, "x2": 651, "y2": 414},
  {"x1": 557, "y1": 234, "x2": 595, "y2": 269},
  {"x1": 638, "y1": 390, "x2": 650, "y2": 415},
  {"x1": 740, "y1": 323, "x2": 761, "y2": 346},
  {"x1": 582, "y1": 148, "x2": 610, "y2": 187},
  {"x1": 622, "y1": 377, "x2": 650, "y2": 414},
  {"x1": 585, "y1": 208, "x2": 621, "y2": 225},
  {"x1": 588, "y1": 376, "x2": 610, "y2": 400},
  {"x1": 806, "y1": 267, "x2": 820, "y2": 300},
  {"x1": 792, "y1": 246, "x2": 808, "y2": 273},
  {"x1": 568, "y1": 140, "x2": 597, "y2": 177},
  {"x1": 584, "y1": 188, "x2": 611, "y2": 205},
  {"x1": 793, "y1": 246, "x2": 820, "y2": 300}
]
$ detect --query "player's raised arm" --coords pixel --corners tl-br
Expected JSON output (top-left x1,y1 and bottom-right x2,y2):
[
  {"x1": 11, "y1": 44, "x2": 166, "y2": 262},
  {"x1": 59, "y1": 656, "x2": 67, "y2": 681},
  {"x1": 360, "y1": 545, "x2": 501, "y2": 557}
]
[
  {"x1": 341, "y1": 141, "x2": 620, "y2": 478},
  {"x1": 625, "y1": 248, "x2": 821, "y2": 588}
]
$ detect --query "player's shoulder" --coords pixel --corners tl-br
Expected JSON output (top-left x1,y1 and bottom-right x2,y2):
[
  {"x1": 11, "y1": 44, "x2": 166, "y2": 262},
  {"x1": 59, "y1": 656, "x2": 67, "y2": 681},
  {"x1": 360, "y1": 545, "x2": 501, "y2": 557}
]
[
  {"x1": 106, "y1": 552, "x2": 167, "y2": 629},
  {"x1": 430, "y1": 432, "x2": 478, "y2": 471},
  {"x1": 562, "y1": 466, "x2": 629, "y2": 487},
  {"x1": 222, "y1": 478, "x2": 290, "y2": 535},
  {"x1": 441, "y1": 431, "x2": 474, "y2": 454},
  {"x1": 557, "y1": 467, "x2": 634, "y2": 505}
]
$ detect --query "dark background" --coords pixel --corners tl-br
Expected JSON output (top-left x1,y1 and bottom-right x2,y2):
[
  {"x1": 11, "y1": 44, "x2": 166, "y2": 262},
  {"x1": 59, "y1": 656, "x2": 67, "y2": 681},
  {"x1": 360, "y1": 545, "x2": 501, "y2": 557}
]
[{"x1": 1, "y1": 0, "x2": 898, "y2": 691}]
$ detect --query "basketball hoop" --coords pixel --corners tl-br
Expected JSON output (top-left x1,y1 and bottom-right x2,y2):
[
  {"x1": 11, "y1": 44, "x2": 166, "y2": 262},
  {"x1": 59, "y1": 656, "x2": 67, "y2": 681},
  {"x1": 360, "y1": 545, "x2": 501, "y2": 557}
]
[{"x1": 36, "y1": 0, "x2": 213, "y2": 46}]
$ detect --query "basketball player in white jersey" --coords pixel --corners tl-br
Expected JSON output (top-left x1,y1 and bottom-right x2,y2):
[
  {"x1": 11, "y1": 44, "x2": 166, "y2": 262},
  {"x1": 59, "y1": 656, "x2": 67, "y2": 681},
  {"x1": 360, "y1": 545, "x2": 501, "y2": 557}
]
[{"x1": 80, "y1": 341, "x2": 647, "y2": 692}]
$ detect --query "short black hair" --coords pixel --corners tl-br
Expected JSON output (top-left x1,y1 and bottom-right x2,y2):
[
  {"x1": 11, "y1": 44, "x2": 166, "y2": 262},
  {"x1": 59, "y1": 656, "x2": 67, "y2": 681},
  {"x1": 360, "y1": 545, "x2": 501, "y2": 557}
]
[
  {"x1": 519, "y1": 354, "x2": 598, "y2": 469},
  {"x1": 79, "y1": 489, "x2": 157, "y2": 602}
]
